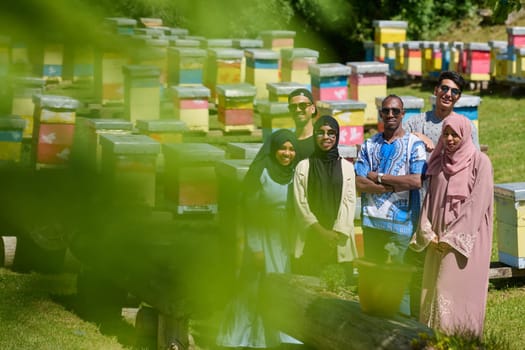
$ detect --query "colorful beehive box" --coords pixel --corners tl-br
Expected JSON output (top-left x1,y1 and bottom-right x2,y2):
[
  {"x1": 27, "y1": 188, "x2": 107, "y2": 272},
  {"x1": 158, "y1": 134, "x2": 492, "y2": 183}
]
[
  {"x1": 494, "y1": 182, "x2": 525, "y2": 268},
  {"x1": 309, "y1": 63, "x2": 351, "y2": 101},
  {"x1": 507, "y1": 27, "x2": 525, "y2": 59},
  {"x1": 488, "y1": 40, "x2": 508, "y2": 81},
  {"x1": 382, "y1": 42, "x2": 396, "y2": 74},
  {"x1": 32, "y1": 94, "x2": 80, "y2": 169},
  {"x1": 244, "y1": 49, "x2": 280, "y2": 100},
  {"x1": 317, "y1": 99, "x2": 366, "y2": 146},
  {"x1": 233, "y1": 39, "x2": 264, "y2": 82},
  {"x1": 140, "y1": 17, "x2": 163, "y2": 28},
  {"x1": 167, "y1": 47, "x2": 206, "y2": 86},
  {"x1": 393, "y1": 42, "x2": 405, "y2": 73},
  {"x1": 514, "y1": 47, "x2": 525, "y2": 80},
  {"x1": 429, "y1": 94, "x2": 481, "y2": 130},
  {"x1": 205, "y1": 48, "x2": 243, "y2": 101},
  {"x1": 171, "y1": 85, "x2": 210, "y2": 133},
  {"x1": 419, "y1": 41, "x2": 442, "y2": 81},
  {"x1": 364, "y1": 41, "x2": 375, "y2": 62},
  {"x1": 266, "y1": 81, "x2": 308, "y2": 102},
  {"x1": 201, "y1": 39, "x2": 233, "y2": 49},
  {"x1": 452, "y1": 41, "x2": 466, "y2": 74},
  {"x1": 232, "y1": 39, "x2": 264, "y2": 50},
  {"x1": 226, "y1": 142, "x2": 263, "y2": 160},
  {"x1": 169, "y1": 38, "x2": 200, "y2": 48},
  {"x1": 136, "y1": 119, "x2": 187, "y2": 172},
  {"x1": 439, "y1": 42, "x2": 452, "y2": 71},
  {"x1": 100, "y1": 134, "x2": 160, "y2": 207},
  {"x1": 347, "y1": 61, "x2": 388, "y2": 126},
  {"x1": 136, "y1": 119, "x2": 187, "y2": 144},
  {"x1": 32, "y1": 41, "x2": 64, "y2": 84},
  {"x1": 402, "y1": 41, "x2": 423, "y2": 77},
  {"x1": 11, "y1": 77, "x2": 45, "y2": 138},
  {"x1": 163, "y1": 143, "x2": 225, "y2": 215},
  {"x1": 94, "y1": 44, "x2": 129, "y2": 105},
  {"x1": 280, "y1": 48, "x2": 319, "y2": 86},
  {"x1": 216, "y1": 83, "x2": 256, "y2": 132},
  {"x1": 0, "y1": 116, "x2": 26, "y2": 164},
  {"x1": 10, "y1": 39, "x2": 31, "y2": 76},
  {"x1": 72, "y1": 45, "x2": 95, "y2": 82},
  {"x1": 162, "y1": 27, "x2": 189, "y2": 37},
  {"x1": 258, "y1": 100, "x2": 294, "y2": 141},
  {"x1": 132, "y1": 38, "x2": 169, "y2": 88},
  {"x1": 104, "y1": 17, "x2": 137, "y2": 36},
  {"x1": 73, "y1": 117, "x2": 133, "y2": 172},
  {"x1": 122, "y1": 65, "x2": 161, "y2": 124},
  {"x1": 464, "y1": 42, "x2": 491, "y2": 82},
  {"x1": 259, "y1": 30, "x2": 295, "y2": 52},
  {"x1": 372, "y1": 20, "x2": 408, "y2": 62}
]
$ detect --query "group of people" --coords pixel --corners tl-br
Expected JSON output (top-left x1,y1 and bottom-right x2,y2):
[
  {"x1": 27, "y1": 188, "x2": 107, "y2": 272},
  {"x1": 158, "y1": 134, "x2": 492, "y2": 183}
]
[{"x1": 216, "y1": 71, "x2": 494, "y2": 349}]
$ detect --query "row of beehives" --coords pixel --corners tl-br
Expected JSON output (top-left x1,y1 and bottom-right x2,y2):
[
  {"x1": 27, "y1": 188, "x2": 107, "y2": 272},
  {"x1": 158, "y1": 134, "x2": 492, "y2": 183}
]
[{"x1": 366, "y1": 25, "x2": 525, "y2": 85}]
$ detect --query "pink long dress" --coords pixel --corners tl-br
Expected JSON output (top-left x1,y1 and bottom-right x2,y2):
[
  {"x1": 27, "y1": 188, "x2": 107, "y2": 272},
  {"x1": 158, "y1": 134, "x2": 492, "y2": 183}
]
[{"x1": 410, "y1": 151, "x2": 493, "y2": 337}]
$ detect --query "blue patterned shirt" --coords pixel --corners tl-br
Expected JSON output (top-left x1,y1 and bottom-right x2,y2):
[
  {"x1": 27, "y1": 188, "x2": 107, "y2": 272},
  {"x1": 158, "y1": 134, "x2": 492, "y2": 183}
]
[{"x1": 355, "y1": 132, "x2": 426, "y2": 236}]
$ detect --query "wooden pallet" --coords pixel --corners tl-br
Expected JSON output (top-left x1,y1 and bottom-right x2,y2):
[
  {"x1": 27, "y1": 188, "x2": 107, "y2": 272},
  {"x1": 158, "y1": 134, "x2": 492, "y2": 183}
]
[{"x1": 489, "y1": 261, "x2": 525, "y2": 280}]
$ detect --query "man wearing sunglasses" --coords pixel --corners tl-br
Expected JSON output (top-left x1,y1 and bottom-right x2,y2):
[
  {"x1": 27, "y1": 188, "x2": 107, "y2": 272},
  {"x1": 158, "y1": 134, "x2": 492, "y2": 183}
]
[
  {"x1": 355, "y1": 94, "x2": 427, "y2": 317},
  {"x1": 403, "y1": 70, "x2": 479, "y2": 155},
  {"x1": 288, "y1": 88, "x2": 317, "y2": 161}
]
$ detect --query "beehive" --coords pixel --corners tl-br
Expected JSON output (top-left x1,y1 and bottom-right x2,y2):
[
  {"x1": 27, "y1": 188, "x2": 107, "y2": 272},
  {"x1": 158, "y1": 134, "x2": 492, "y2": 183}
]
[
  {"x1": 167, "y1": 47, "x2": 206, "y2": 86},
  {"x1": 216, "y1": 83, "x2": 256, "y2": 132},
  {"x1": 100, "y1": 134, "x2": 160, "y2": 207},
  {"x1": 171, "y1": 85, "x2": 210, "y2": 133},
  {"x1": 309, "y1": 63, "x2": 351, "y2": 101},
  {"x1": 244, "y1": 49, "x2": 280, "y2": 100},
  {"x1": 122, "y1": 65, "x2": 161, "y2": 124},
  {"x1": 280, "y1": 48, "x2": 319, "y2": 86},
  {"x1": 316, "y1": 99, "x2": 366, "y2": 146},
  {"x1": 163, "y1": 143, "x2": 225, "y2": 215},
  {"x1": 494, "y1": 182, "x2": 525, "y2": 268},
  {"x1": 347, "y1": 61, "x2": 388, "y2": 126}
]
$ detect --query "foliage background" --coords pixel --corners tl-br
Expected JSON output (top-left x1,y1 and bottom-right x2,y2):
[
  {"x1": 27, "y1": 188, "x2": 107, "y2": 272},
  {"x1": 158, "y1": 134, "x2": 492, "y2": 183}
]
[{"x1": 0, "y1": 0, "x2": 518, "y2": 63}]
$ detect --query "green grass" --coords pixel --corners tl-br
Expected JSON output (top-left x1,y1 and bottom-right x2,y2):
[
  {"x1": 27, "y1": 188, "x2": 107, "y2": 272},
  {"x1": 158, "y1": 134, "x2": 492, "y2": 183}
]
[{"x1": 0, "y1": 269, "x2": 127, "y2": 350}]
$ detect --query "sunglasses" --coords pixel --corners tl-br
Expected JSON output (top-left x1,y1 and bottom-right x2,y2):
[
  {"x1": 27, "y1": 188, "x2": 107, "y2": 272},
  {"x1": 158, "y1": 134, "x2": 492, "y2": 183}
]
[
  {"x1": 439, "y1": 85, "x2": 461, "y2": 97},
  {"x1": 314, "y1": 130, "x2": 337, "y2": 138},
  {"x1": 288, "y1": 102, "x2": 312, "y2": 113},
  {"x1": 380, "y1": 107, "x2": 402, "y2": 116}
]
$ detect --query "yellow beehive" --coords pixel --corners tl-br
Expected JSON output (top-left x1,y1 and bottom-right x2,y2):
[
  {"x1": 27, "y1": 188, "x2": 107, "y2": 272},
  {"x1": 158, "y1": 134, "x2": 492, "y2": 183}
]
[
  {"x1": 244, "y1": 49, "x2": 280, "y2": 100},
  {"x1": 494, "y1": 183, "x2": 525, "y2": 268},
  {"x1": 373, "y1": 20, "x2": 408, "y2": 61},
  {"x1": 347, "y1": 61, "x2": 388, "y2": 126}
]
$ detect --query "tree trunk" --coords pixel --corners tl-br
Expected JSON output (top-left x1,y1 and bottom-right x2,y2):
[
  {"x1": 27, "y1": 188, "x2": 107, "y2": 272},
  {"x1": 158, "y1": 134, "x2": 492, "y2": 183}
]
[{"x1": 260, "y1": 273, "x2": 433, "y2": 350}]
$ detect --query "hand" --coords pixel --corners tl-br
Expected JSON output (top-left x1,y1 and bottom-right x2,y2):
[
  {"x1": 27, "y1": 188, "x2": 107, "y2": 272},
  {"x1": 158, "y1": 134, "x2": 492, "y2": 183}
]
[
  {"x1": 414, "y1": 132, "x2": 435, "y2": 152},
  {"x1": 318, "y1": 227, "x2": 339, "y2": 248}
]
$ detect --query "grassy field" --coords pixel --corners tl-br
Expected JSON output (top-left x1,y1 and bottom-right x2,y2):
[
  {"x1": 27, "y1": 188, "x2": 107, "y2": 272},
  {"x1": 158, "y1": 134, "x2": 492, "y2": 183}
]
[{"x1": 2, "y1": 10, "x2": 525, "y2": 350}]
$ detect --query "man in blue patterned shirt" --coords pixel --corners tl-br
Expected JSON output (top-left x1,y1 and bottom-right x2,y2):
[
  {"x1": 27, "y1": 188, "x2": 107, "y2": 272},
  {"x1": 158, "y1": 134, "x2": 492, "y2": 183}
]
[{"x1": 355, "y1": 94, "x2": 426, "y2": 314}]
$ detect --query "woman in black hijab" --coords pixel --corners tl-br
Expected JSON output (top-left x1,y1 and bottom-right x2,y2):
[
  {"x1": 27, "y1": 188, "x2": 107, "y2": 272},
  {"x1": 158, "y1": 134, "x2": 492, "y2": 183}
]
[
  {"x1": 293, "y1": 115, "x2": 358, "y2": 278},
  {"x1": 217, "y1": 129, "x2": 301, "y2": 348}
]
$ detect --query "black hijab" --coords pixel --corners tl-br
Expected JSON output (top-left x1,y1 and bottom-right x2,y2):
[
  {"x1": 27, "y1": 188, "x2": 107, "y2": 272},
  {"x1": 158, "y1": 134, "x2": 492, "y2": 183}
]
[
  {"x1": 307, "y1": 115, "x2": 343, "y2": 229},
  {"x1": 243, "y1": 129, "x2": 298, "y2": 195}
]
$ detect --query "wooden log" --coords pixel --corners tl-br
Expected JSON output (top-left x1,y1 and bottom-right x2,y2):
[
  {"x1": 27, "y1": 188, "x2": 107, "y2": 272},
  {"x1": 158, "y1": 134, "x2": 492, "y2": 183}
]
[{"x1": 260, "y1": 273, "x2": 433, "y2": 350}]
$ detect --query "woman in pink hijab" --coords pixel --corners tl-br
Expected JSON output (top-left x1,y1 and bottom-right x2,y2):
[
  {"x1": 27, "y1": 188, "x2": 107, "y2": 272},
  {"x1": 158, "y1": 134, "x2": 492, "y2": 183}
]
[{"x1": 409, "y1": 113, "x2": 493, "y2": 338}]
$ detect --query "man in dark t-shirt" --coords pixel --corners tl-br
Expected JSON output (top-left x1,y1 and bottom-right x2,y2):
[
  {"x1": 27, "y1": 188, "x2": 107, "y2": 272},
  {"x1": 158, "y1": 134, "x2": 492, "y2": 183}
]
[{"x1": 287, "y1": 88, "x2": 317, "y2": 161}]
